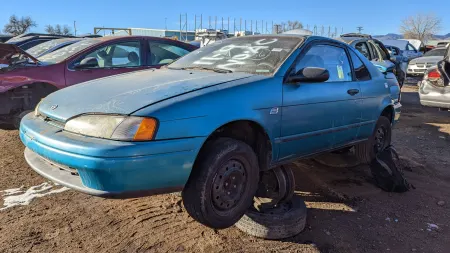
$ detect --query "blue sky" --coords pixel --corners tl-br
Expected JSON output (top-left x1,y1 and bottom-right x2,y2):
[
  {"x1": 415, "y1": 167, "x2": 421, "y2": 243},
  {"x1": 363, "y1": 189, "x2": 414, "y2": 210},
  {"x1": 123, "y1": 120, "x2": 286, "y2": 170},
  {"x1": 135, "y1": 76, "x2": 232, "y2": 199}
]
[{"x1": 1, "y1": 0, "x2": 449, "y2": 36}]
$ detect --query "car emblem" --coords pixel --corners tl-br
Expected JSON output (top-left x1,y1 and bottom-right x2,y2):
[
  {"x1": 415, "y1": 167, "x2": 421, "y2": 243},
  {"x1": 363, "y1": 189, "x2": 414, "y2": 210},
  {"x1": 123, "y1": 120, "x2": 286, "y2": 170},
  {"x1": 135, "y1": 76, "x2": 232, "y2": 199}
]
[
  {"x1": 270, "y1": 107, "x2": 279, "y2": 115},
  {"x1": 50, "y1": 105, "x2": 58, "y2": 110}
]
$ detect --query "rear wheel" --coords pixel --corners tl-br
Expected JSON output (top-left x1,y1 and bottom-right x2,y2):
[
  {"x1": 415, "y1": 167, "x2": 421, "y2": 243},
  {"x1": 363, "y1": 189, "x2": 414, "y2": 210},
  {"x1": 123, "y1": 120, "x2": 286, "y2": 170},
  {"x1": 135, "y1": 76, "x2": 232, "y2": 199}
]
[
  {"x1": 355, "y1": 116, "x2": 392, "y2": 164},
  {"x1": 182, "y1": 138, "x2": 259, "y2": 229}
]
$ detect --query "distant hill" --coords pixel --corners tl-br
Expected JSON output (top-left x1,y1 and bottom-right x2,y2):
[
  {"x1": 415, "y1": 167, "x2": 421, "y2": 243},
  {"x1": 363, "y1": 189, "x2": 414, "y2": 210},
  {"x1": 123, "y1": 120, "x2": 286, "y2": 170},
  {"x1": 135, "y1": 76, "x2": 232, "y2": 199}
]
[
  {"x1": 373, "y1": 33, "x2": 450, "y2": 40},
  {"x1": 373, "y1": 33, "x2": 403, "y2": 40}
]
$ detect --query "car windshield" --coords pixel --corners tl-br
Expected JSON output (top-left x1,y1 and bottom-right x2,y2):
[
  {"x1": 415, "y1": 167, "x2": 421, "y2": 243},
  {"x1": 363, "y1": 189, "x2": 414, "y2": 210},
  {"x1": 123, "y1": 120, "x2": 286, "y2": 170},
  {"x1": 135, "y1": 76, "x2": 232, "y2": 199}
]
[
  {"x1": 424, "y1": 48, "x2": 446, "y2": 57},
  {"x1": 169, "y1": 36, "x2": 302, "y2": 75},
  {"x1": 26, "y1": 38, "x2": 79, "y2": 57},
  {"x1": 38, "y1": 39, "x2": 101, "y2": 64}
]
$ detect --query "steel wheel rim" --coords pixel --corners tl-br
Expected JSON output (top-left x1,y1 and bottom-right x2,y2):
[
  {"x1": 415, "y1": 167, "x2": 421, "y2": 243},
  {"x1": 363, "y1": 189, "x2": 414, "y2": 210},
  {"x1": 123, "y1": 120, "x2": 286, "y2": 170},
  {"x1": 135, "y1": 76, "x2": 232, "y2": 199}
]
[
  {"x1": 211, "y1": 159, "x2": 247, "y2": 213},
  {"x1": 374, "y1": 126, "x2": 387, "y2": 153}
]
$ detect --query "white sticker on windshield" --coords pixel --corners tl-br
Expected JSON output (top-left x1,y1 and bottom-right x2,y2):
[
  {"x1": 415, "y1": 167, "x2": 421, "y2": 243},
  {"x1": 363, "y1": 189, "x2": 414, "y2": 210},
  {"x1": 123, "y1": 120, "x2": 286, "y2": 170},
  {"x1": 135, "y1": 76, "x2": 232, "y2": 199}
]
[
  {"x1": 272, "y1": 48, "x2": 283, "y2": 52},
  {"x1": 256, "y1": 69, "x2": 270, "y2": 73}
]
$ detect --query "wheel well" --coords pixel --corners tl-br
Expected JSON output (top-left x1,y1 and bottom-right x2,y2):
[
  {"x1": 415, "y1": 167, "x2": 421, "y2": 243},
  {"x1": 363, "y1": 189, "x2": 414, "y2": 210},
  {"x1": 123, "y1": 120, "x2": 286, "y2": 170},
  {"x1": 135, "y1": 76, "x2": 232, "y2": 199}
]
[
  {"x1": 196, "y1": 120, "x2": 273, "y2": 171},
  {"x1": 11, "y1": 83, "x2": 58, "y2": 111},
  {"x1": 381, "y1": 106, "x2": 394, "y2": 123}
]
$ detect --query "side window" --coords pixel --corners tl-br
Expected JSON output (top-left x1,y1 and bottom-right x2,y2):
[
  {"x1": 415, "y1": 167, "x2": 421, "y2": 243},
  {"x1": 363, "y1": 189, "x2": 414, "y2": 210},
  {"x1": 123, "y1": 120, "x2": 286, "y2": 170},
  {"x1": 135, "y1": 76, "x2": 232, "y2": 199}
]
[
  {"x1": 148, "y1": 42, "x2": 190, "y2": 65},
  {"x1": 295, "y1": 44, "x2": 352, "y2": 82},
  {"x1": 355, "y1": 42, "x2": 371, "y2": 60},
  {"x1": 407, "y1": 44, "x2": 416, "y2": 52},
  {"x1": 349, "y1": 50, "x2": 371, "y2": 81},
  {"x1": 76, "y1": 41, "x2": 141, "y2": 68}
]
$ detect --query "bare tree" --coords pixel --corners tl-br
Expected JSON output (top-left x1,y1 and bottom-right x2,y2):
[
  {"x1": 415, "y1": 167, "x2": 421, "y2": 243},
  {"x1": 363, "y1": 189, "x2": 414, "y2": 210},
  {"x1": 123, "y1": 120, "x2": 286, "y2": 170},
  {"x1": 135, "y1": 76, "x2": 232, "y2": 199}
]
[
  {"x1": 287, "y1": 20, "x2": 303, "y2": 30},
  {"x1": 3, "y1": 15, "x2": 37, "y2": 36},
  {"x1": 273, "y1": 20, "x2": 303, "y2": 34},
  {"x1": 400, "y1": 13, "x2": 442, "y2": 42},
  {"x1": 45, "y1": 24, "x2": 72, "y2": 35}
]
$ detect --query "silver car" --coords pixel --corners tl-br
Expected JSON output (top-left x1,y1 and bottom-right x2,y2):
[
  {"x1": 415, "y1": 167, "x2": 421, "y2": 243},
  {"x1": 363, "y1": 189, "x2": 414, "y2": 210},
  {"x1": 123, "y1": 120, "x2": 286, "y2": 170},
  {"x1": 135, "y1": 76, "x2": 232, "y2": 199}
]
[
  {"x1": 419, "y1": 46, "x2": 450, "y2": 110},
  {"x1": 407, "y1": 47, "x2": 447, "y2": 77}
]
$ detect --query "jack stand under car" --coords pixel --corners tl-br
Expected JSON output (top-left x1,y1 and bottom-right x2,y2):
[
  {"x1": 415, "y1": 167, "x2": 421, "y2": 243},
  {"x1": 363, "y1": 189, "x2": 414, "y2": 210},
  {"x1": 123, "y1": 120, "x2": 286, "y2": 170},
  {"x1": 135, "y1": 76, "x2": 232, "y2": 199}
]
[{"x1": 235, "y1": 166, "x2": 307, "y2": 239}]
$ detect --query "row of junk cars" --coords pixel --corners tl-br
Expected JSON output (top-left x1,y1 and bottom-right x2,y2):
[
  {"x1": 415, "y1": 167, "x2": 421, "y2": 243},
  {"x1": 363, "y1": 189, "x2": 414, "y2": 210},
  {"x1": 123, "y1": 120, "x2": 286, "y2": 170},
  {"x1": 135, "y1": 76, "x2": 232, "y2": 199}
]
[{"x1": 0, "y1": 32, "x2": 449, "y2": 128}]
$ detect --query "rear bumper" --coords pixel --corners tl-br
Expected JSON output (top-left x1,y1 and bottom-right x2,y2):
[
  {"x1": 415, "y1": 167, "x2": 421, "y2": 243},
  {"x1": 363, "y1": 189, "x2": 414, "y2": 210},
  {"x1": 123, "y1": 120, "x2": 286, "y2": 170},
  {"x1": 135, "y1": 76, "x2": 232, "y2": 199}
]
[
  {"x1": 20, "y1": 113, "x2": 205, "y2": 198},
  {"x1": 419, "y1": 81, "x2": 450, "y2": 109}
]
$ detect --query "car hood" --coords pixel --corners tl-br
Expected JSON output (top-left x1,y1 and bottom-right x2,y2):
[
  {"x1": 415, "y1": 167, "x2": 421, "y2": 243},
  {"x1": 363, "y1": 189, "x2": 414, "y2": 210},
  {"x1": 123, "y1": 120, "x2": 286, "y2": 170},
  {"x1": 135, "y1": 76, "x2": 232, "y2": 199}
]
[
  {"x1": 0, "y1": 43, "x2": 39, "y2": 65},
  {"x1": 39, "y1": 68, "x2": 256, "y2": 122},
  {"x1": 410, "y1": 56, "x2": 443, "y2": 64}
]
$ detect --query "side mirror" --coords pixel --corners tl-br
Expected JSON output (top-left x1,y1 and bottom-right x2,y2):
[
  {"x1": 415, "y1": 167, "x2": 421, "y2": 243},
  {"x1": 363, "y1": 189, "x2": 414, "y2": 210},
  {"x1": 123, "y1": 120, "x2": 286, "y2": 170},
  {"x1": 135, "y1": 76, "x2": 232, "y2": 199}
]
[
  {"x1": 389, "y1": 56, "x2": 397, "y2": 63},
  {"x1": 74, "y1": 57, "x2": 98, "y2": 69},
  {"x1": 287, "y1": 67, "x2": 329, "y2": 83},
  {"x1": 375, "y1": 64, "x2": 395, "y2": 74}
]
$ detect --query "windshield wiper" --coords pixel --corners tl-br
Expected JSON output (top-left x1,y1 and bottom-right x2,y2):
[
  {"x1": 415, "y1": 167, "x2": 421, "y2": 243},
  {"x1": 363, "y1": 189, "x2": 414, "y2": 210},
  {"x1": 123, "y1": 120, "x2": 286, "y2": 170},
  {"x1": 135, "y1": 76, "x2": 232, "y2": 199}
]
[{"x1": 179, "y1": 66, "x2": 233, "y2": 73}]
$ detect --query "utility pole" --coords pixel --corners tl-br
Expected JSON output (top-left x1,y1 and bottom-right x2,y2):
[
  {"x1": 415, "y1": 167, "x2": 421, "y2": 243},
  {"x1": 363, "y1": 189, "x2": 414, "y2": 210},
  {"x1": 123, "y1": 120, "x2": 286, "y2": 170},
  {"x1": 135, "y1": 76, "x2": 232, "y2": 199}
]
[
  {"x1": 165, "y1": 18, "x2": 167, "y2": 30},
  {"x1": 73, "y1": 21, "x2": 77, "y2": 36},
  {"x1": 357, "y1": 26, "x2": 363, "y2": 33}
]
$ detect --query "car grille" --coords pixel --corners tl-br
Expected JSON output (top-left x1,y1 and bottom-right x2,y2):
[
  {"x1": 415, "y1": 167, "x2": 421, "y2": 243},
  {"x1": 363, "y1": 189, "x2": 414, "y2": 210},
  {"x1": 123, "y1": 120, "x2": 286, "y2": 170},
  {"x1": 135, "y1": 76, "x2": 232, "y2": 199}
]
[
  {"x1": 38, "y1": 153, "x2": 79, "y2": 176},
  {"x1": 37, "y1": 114, "x2": 65, "y2": 129},
  {"x1": 416, "y1": 63, "x2": 425, "y2": 68},
  {"x1": 414, "y1": 62, "x2": 436, "y2": 69}
]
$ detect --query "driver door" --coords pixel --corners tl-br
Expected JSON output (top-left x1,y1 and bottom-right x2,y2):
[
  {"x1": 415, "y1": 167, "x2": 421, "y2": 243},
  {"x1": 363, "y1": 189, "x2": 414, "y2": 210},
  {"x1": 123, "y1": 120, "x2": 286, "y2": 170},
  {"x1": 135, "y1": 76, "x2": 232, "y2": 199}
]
[
  {"x1": 278, "y1": 42, "x2": 362, "y2": 162},
  {"x1": 65, "y1": 39, "x2": 146, "y2": 86}
]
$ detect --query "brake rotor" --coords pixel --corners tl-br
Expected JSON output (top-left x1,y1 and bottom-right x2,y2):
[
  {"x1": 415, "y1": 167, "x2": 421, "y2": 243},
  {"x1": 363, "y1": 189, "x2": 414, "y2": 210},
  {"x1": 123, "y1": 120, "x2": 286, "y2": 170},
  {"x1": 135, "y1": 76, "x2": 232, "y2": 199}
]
[{"x1": 254, "y1": 166, "x2": 295, "y2": 212}]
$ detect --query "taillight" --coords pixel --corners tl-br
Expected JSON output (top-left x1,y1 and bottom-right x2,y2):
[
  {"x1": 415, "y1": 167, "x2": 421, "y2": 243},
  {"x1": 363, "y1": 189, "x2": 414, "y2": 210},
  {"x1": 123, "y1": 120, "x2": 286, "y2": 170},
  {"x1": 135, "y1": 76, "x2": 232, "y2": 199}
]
[
  {"x1": 426, "y1": 69, "x2": 444, "y2": 86},
  {"x1": 428, "y1": 70, "x2": 441, "y2": 81}
]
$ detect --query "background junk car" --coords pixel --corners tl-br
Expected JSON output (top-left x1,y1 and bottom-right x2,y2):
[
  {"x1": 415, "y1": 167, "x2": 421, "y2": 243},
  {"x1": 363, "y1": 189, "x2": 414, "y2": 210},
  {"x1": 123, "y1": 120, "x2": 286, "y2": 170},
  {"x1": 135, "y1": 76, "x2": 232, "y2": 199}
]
[
  {"x1": 336, "y1": 33, "x2": 405, "y2": 87},
  {"x1": 419, "y1": 45, "x2": 450, "y2": 110},
  {"x1": 20, "y1": 35, "x2": 401, "y2": 230},
  {"x1": 379, "y1": 39, "x2": 423, "y2": 61},
  {"x1": 5, "y1": 33, "x2": 77, "y2": 50},
  {"x1": 407, "y1": 47, "x2": 447, "y2": 77},
  {"x1": 25, "y1": 38, "x2": 84, "y2": 58},
  {"x1": 0, "y1": 36, "x2": 197, "y2": 128}
]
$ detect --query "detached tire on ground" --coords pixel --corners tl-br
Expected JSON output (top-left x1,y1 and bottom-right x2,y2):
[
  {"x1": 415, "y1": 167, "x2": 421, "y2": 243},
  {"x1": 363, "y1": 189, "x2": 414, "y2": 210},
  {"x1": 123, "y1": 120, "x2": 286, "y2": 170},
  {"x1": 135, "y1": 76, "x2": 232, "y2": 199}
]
[
  {"x1": 235, "y1": 195, "x2": 307, "y2": 240},
  {"x1": 355, "y1": 116, "x2": 392, "y2": 164},
  {"x1": 182, "y1": 137, "x2": 259, "y2": 229}
]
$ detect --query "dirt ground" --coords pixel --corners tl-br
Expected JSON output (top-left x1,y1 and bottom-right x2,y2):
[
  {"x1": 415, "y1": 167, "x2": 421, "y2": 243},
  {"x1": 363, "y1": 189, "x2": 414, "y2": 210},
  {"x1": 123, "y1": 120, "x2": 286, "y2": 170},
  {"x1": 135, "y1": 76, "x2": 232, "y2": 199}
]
[{"x1": 0, "y1": 85, "x2": 449, "y2": 253}]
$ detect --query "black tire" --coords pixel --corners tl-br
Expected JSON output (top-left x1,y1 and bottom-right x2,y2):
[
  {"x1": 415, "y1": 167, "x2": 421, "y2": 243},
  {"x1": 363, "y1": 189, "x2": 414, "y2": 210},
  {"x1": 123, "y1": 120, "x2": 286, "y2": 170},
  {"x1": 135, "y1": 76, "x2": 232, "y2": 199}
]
[
  {"x1": 235, "y1": 195, "x2": 307, "y2": 240},
  {"x1": 182, "y1": 137, "x2": 259, "y2": 229},
  {"x1": 13, "y1": 110, "x2": 33, "y2": 129},
  {"x1": 355, "y1": 116, "x2": 392, "y2": 164}
]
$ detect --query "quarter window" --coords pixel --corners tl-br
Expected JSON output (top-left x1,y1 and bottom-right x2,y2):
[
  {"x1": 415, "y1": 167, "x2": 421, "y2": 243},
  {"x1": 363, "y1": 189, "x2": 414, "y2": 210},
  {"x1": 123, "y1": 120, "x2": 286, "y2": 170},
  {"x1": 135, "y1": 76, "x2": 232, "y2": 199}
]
[
  {"x1": 148, "y1": 42, "x2": 190, "y2": 65},
  {"x1": 76, "y1": 41, "x2": 142, "y2": 68},
  {"x1": 349, "y1": 50, "x2": 371, "y2": 81},
  {"x1": 407, "y1": 44, "x2": 416, "y2": 51},
  {"x1": 355, "y1": 42, "x2": 371, "y2": 60},
  {"x1": 295, "y1": 44, "x2": 352, "y2": 82},
  {"x1": 373, "y1": 41, "x2": 388, "y2": 60},
  {"x1": 368, "y1": 43, "x2": 381, "y2": 61}
]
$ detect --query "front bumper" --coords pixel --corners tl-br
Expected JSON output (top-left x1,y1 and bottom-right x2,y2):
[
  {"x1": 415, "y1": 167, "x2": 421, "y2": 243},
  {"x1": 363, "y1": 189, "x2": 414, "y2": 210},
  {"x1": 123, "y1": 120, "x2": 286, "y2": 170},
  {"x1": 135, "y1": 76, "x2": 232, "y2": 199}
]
[
  {"x1": 407, "y1": 65, "x2": 426, "y2": 76},
  {"x1": 419, "y1": 81, "x2": 450, "y2": 109},
  {"x1": 20, "y1": 113, "x2": 205, "y2": 198}
]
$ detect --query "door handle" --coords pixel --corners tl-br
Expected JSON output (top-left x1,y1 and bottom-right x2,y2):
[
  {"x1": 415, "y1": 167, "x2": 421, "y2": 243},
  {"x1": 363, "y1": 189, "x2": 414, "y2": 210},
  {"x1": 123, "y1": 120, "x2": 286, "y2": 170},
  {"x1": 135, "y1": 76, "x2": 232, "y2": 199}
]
[{"x1": 347, "y1": 89, "x2": 360, "y2": 96}]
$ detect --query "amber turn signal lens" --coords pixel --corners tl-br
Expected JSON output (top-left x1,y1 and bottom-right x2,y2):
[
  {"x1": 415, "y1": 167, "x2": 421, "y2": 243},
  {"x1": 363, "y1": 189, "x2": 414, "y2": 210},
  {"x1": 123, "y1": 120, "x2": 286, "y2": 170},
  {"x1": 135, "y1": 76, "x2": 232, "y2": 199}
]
[{"x1": 133, "y1": 118, "x2": 157, "y2": 141}]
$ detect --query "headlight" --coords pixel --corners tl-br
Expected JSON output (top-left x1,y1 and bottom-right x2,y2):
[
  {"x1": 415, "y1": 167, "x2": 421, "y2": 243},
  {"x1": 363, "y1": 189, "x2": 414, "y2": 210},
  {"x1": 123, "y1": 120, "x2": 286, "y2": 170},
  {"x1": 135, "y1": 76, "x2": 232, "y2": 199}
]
[{"x1": 64, "y1": 115, "x2": 158, "y2": 141}]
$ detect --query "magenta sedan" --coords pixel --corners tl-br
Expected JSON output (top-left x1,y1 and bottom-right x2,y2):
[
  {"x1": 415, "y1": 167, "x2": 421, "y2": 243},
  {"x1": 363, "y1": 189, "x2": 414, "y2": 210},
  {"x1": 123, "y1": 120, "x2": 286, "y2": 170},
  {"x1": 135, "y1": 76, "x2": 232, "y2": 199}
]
[{"x1": 0, "y1": 36, "x2": 197, "y2": 127}]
